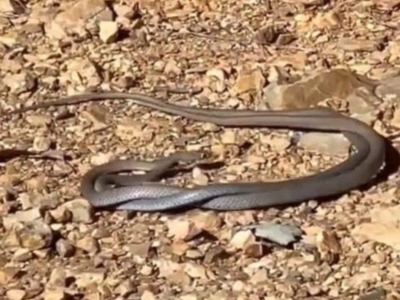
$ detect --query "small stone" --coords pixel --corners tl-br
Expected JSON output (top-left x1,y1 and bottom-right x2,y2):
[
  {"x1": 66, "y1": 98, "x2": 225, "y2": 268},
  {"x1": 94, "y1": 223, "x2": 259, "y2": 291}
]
[
  {"x1": 141, "y1": 290, "x2": 156, "y2": 300},
  {"x1": 7, "y1": 220, "x2": 53, "y2": 250},
  {"x1": 375, "y1": 76, "x2": 400, "y2": 103},
  {"x1": 61, "y1": 199, "x2": 94, "y2": 224},
  {"x1": 26, "y1": 114, "x2": 52, "y2": 127},
  {"x1": 180, "y1": 295, "x2": 198, "y2": 300},
  {"x1": 164, "y1": 59, "x2": 182, "y2": 76},
  {"x1": 2, "y1": 72, "x2": 37, "y2": 94},
  {"x1": 220, "y1": 130, "x2": 236, "y2": 144},
  {"x1": 76, "y1": 236, "x2": 100, "y2": 254},
  {"x1": 229, "y1": 230, "x2": 255, "y2": 250},
  {"x1": 204, "y1": 246, "x2": 227, "y2": 264},
  {"x1": 0, "y1": 267, "x2": 21, "y2": 285},
  {"x1": 232, "y1": 280, "x2": 245, "y2": 292},
  {"x1": 33, "y1": 136, "x2": 52, "y2": 152},
  {"x1": 184, "y1": 262, "x2": 207, "y2": 279},
  {"x1": 140, "y1": 265, "x2": 153, "y2": 276},
  {"x1": 308, "y1": 285, "x2": 322, "y2": 296},
  {"x1": 55, "y1": 239, "x2": 75, "y2": 257},
  {"x1": 298, "y1": 132, "x2": 350, "y2": 155},
  {"x1": 113, "y1": 4, "x2": 135, "y2": 19},
  {"x1": 254, "y1": 25, "x2": 278, "y2": 45},
  {"x1": 115, "y1": 280, "x2": 137, "y2": 297},
  {"x1": 231, "y1": 66, "x2": 265, "y2": 95},
  {"x1": 192, "y1": 167, "x2": 209, "y2": 185},
  {"x1": 12, "y1": 248, "x2": 33, "y2": 262},
  {"x1": 50, "y1": 206, "x2": 72, "y2": 223},
  {"x1": 261, "y1": 69, "x2": 375, "y2": 110},
  {"x1": 250, "y1": 269, "x2": 268, "y2": 285},
  {"x1": 167, "y1": 218, "x2": 202, "y2": 241},
  {"x1": 206, "y1": 68, "x2": 226, "y2": 81},
  {"x1": 43, "y1": 287, "x2": 69, "y2": 300},
  {"x1": 337, "y1": 37, "x2": 380, "y2": 52},
  {"x1": 391, "y1": 107, "x2": 400, "y2": 128},
  {"x1": 48, "y1": 267, "x2": 67, "y2": 287},
  {"x1": 74, "y1": 270, "x2": 105, "y2": 288},
  {"x1": 6, "y1": 289, "x2": 26, "y2": 300},
  {"x1": 2, "y1": 208, "x2": 43, "y2": 231}
]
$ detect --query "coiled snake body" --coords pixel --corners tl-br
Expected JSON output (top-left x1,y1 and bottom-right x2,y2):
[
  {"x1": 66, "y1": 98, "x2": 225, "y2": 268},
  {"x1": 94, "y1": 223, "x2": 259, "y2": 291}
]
[{"x1": 5, "y1": 91, "x2": 386, "y2": 211}]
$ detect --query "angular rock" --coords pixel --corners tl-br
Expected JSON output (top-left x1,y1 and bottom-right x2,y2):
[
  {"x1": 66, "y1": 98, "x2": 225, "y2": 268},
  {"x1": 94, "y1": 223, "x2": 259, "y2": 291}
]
[
  {"x1": 261, "y1": 69, "x2": 377, "y2": 110},
  {"x1": 45, "y1": 0, "x2": 113, "y2": 40},
  {"x1": 298, "y1": 132, "x2": 350, "y2": 156},
  {"x1": 4, "y1": 220, "x2": 53, "y2": 250},
  {"x1": 375, "y1": 76, "x2": 400, "y2": 104}
]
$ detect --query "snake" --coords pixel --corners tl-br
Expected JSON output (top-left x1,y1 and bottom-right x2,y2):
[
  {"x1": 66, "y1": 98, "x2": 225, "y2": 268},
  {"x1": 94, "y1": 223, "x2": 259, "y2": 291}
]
[{"x1": 3, "y1": 89, "x2": 386, "y2": 211}]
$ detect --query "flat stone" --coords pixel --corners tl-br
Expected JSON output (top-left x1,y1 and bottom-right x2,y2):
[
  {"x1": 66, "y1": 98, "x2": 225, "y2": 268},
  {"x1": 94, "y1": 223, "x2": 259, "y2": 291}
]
[
  {"x1": 261, "y1": 68, "x2": 376, "y2": 110},
  {"x1": 374, "y1": 76, "x2": 400, "y2": 104},
  {"x1": 299, "y1": 132, "x2": 350, "y2": 156}
]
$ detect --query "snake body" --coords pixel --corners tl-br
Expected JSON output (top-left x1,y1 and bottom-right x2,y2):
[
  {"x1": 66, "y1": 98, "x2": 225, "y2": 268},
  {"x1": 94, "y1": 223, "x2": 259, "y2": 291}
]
[{"x1": 6, "y1": 91, "x2": 386, "y2": 211}]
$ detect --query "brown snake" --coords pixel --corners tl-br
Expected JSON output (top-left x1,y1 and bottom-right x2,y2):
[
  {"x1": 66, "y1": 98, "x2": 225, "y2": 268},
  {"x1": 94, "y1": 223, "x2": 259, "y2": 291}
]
[{"x1": 3, "y1": 89, "x2": 386, "y2": 211}]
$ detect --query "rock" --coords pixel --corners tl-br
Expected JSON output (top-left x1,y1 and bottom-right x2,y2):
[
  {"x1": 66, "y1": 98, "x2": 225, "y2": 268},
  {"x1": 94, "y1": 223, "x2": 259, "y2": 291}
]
[
  {"x1": 99, "y1": 21, "x2": 119, "y2": 43},
  {"x1": 0, "y1": 267, "x2": 21, "y2": 285},
  {"x1": 0, "y1": 33, "x2": 19, "y2": 47},
  {"x1": 141, "y1": 290, "x2": 156, "y2": 300},
  {"x1": 45, "y1": 0, "x2": 113, "y2": 40},
  {"x1": 33, "y1": 136, "x2": 52, "y2": 152},
  {"x1": 115, "y1": 280, "x2": 137, "y2": 297},
  {"x1": 312, "y1": 11, "x2": 342, "y2": 30},
  {"x1": 254, "y1": 25, "x2": 278, "y2": 45},
  {"x1": 261, "y1": 68, "x2": 376, "y2": 110},
  {"x1": 48, "y1": 267, "x2": 67, "y2": 287},
  {"x1": 352, "y1": 205, "x2": 400, "y2": 250},
  {"x1": 26, "y1": 114, "x2": 52, "y2": 127},
  {"x1": 316, "y1": 230, "x2": 342, "y2": 264},
  {"x1": 55, "y1": 239, "x2": 75, "y2": 257},
  {"x1": 270, "y1": 52, "x2": 307, "y2": 69},
  {"x1": 0, "y1": 0, "x2": 24, "y2": 13},
  {"x1": 164, "y1": 59, "x2": 182, "y2": 76},
  {"x1": 4, "y1": 220, "x2": 53, "y2": 250},
  {"x1": 6, "y1": 289, "x2": 26, "y2": 300},
  {"x1": 336, "y1": 37, "x2": 381, "y2": 52},
  {"x1": 61, "y1": 199, "x2": 94, "y2": 224},
  {"x1": 391, "y1": 107, "x2": 400, "y2": 128},
  {"x1": 167, "y1": 218, "x2": 203, "y2": 241},
  {"x1": 50, "y1": 206, "x2": 72, "y2": 223},
  {"x1": 76, "y1": 236, "x2": 100, "y2": 254},
  {"x1": 74, "y1": 270, "x2": 105, "y2": 288},
  {"x1": 62, "y1": 57, "x2": 102, "y2": 88},
  {"x1": 2, "y1": 72, "x2": 37, "y2": 94},
  {"x1": 358, "y1": 288, "x2": 386, "y2": 300},
  {"x1": 2, "y1": 208, "x2": 43, "y2": 231},
  {"x1": 188, "y1": 211, "x2": 222, "y2": 235},
  {"x1": 375, "y1": 76, "x2": 400, "y2": 104},
  {"x1": 192, "y1": 167, "x2": 209, "y2": 185},
  {"x1": 127, "y1": 242, "x2": 151, "y2": 260},
  {"x1": 347, "y1": 87, "x2": 379, "y2": 115},
  {"x1": 184, "y1": 262, "x2": 207, "y2": 279},
  {"x1": 298, "y1": 132, "x2": 350, "y2": 156},
  {"x1": 231, "y1": 66, "x2": 266, "y2": 95},
  {"x1": 229, "y1": 230, "x2": 255, "y2": 250},
  {"x1": 373, "y1": 0, "x2": 400, "y2": 11},
  {"x1": 245, "y1": 222, "x2": 303, "y2": 246},
  {"x1": 12, "y1": 248, "x2": 33, "y2": 262},
  {"x1": 43, "y1": 287, "x2": 70, "y2": 300},
  {"x1": 113, "y1": 4, "x2": 136, "y2": 19}
]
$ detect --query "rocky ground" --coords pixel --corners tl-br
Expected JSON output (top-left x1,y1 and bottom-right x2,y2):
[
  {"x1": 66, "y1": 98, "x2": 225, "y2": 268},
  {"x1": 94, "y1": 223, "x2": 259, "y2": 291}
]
[{"x1": 1, "y1": 0, "x2": 400, "y2": 299}]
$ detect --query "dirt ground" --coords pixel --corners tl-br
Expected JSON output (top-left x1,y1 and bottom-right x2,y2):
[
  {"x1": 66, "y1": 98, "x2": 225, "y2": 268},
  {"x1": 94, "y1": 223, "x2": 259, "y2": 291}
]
[{"x1": 1, "y1": 0, "x2": 400, "y2": 299}]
